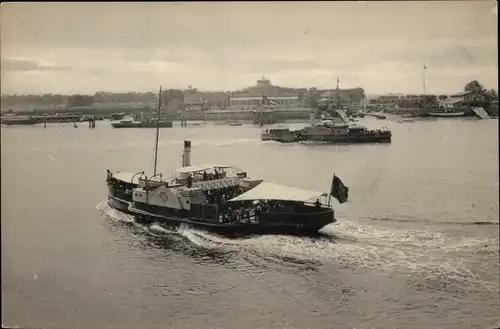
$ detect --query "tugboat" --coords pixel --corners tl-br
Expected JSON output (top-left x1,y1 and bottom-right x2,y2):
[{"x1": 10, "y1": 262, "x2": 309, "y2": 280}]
[
  {"x1": 261, "y1": 126, "x2": 298, "y2": 143},
  {"x1": 261, "y1": 110, "x2": 391, "y2": 144},
  {"x1": 260, "y1": 78, "x2": 390, "y2": 144},
  {"x1": 105, "y1": 87, "x2": 349, "y2": 236}
]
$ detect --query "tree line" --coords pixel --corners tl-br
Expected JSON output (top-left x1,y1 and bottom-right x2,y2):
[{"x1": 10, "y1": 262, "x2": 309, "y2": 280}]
[
  {"x1": 464, "y1": 80, "x2": 498, "y2": 102},
  {"x1": 0, "y1": 89, "x2": 185, "y2": 110},
  {"x1": 1, "y1": 81, "x2": 495, "y2": 111}
]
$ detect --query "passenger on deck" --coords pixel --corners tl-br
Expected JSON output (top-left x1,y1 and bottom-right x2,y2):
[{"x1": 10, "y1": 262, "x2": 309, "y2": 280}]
[
  {"x1": 214, "y1": 168, "x2": 219, "y2": 179},
  {"x1": 186, "y1": 174, "x2": 193, "y2": 188},
  {"x1": 315, "y1": 199, "x2": 321, "y2": 208},
  {"x1": 203, "y1": 171, "x2": 208, "y2": 181}
]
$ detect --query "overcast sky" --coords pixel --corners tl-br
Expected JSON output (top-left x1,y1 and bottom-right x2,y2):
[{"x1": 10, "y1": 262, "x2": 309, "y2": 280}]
[{"x1": 1, "y1": 2, "x2": 497, "y2": 95}]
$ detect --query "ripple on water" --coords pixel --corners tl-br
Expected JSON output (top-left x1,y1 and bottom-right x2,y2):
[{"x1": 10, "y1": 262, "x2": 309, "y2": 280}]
[{"x1": 97, "y1": 201, "x2": 499, "y2": 296}]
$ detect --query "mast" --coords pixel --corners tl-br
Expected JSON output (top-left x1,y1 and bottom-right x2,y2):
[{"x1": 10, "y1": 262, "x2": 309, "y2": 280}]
[
  {"x1": 423, "y1": 65, "x2": 427, "y2": 94},
  {"x1": 153, "y1": 86, "x2": 162, "y2": 176},
  {"x1": 336, "y1": 77, "x2": 341, "y2": 110}
]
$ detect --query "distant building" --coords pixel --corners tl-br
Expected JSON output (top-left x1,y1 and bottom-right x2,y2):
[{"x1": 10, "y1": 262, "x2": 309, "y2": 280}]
[
  {"x1": 317, "y1": 88, "x2": 365, "y2": 110},
  {"x1": 163, "y1": 98, "x2": 183, "y2": 112},
  {"x1": 451, "y1": 90, "x2": 486, "y2": 104},
  {"x1": 201, "y1": 91, "x2": 230, "y2": 109},
  {"x1": 439, "y1": 90, "x2": 486, "y2": 111},
  {"x1": 398, "y1": 95, "x2": 439, "y2": 109},
  {"x1": 229, "y1": 77, "x2": 299, "y2": 109},
  {"x1": 183, "y1": 89, "x2": 229, "y2": 111},
  {"x1": 183, "y1": 91, "x2": 204, "y2": 111}
]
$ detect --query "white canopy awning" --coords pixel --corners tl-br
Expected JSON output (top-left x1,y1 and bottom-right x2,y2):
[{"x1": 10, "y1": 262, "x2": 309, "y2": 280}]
[
  {"x1": 176, "y1": 164, "x2": 235, "y2": 174},
  {"x1": 229, "y1": 182, "x2": 326, "y2": 203},
  {"x1": 112, "y1": 171, "x2": 143, "y2": 184}
]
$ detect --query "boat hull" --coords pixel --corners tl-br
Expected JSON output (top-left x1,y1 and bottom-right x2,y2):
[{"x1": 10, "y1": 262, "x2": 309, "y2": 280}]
[
  {"x1": 261, "y1": 133, "x2": 297, "y2": 143},
  {"x1": 428, "y1": 112, "x2": 465, "y2": 117},
  {"x1": 129, "y1": 201, "x2": 335, "y2": 237},
  {"x1": 106, "y1": 179, "x2": 137, "y2": 215},
  {"x1": 262, "y1": 133, "x2": 391, "y2": 144},
  {"x1": 108, "y1": 194, "x2": 134, "y2": 214},
  {"x1": 367, "y1": 113, "x2": 386, "y2": 119},
  {"x1": 111, "y1": 121, "x2": 173, "y2": 128},
  {"x1": 299, "y1": 134, "x2": 391, "y2": 143},
  {"x1": 1, "y1": 118, "x2": 41, "y2": 125}
]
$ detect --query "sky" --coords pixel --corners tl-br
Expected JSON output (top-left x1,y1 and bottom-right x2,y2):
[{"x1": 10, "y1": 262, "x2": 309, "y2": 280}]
[{"x1": 1, "y1": 1, "x2": 498, "y2": 95}]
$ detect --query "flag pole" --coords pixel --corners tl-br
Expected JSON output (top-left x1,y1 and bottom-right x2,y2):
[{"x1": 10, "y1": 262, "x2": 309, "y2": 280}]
[
  {"x1": 423, "y1": 65, "x2": 427, "y2": 94},
  {"x1": 327, "y1": 173, "x2": 335, "y2": 207}
]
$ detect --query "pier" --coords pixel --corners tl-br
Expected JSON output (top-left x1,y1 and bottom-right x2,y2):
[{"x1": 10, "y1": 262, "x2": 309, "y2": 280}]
[{"x1": 166, "y1": 108, "x2": 313, "y2": 123}]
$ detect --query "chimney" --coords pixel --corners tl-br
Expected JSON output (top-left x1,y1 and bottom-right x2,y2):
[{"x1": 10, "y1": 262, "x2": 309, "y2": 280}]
[{"x1": 182, "y1": 140, "x2": 191, "y2": 167}]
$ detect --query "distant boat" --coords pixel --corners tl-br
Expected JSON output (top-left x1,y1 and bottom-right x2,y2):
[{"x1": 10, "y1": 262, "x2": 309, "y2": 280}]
[
  {"x1": 225, "y1": 120, "x2": 244, "y2": 126},
  {"x1": 110, "y1": 112, "x2": 126, "y2": 121},
  {"x1": 397, "y1": 118, "x2": 415, "y2": 123},
  {"x1": 428, "y1": 111, "x2": 465, "y2": 118},
  {"x1": 0, "y1": 116, "x2": 41, "y2": 126},
  {"x1": 368, "y1": 111, "x2": 386, "y2": 120},
  {"x1": 261, "y1": 120, "x2": 392, "y2": 144},
  {"x1": 397, "y1": 115, "x2": 415, "y2": 123},
  {"x1": 111, "y1": 119, "x2": 173, "y2": 128}
]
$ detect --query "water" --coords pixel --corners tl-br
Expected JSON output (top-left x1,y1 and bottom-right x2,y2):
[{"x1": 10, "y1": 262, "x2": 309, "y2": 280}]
[{"x1": 2, "y1": 117, "x2": 499, "y2": 329}]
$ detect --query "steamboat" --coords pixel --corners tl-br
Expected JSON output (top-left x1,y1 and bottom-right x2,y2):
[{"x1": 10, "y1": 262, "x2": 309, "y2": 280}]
[
  {"x1": 261, "y1": 110, "x2": 391, "y2": 144},
  {"x1": 105, "y1": 87, "x2": 348, "y2": 236}
]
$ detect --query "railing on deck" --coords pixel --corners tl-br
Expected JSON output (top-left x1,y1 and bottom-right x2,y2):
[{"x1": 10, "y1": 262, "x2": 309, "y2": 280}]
[{"x1": 190, "y1": 203, "x2": 219, "y2": 222}]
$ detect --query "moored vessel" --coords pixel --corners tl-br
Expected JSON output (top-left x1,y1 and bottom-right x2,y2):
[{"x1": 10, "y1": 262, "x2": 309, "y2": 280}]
[
  {"x1": 110, "y1": 112, "x2": 126, "y2": 121},
  {"x1": 428, "y1": 110, "x2": 466, "y2": 117},
  {"x1": 260, "y1": 110, "x2": 391, "y2": 144},
  {"x1": 261, "y1": 127, "x2": 298, "y2": 143},
  {"x1": 111, "y1": 119, "x2": 173, "y2": 128},
  {"x1": 0, "y1": 116, "x2": 41, "y2": 125},
  {"x1": 367, "y1": 111, "x2": 387, "y2": 119}
]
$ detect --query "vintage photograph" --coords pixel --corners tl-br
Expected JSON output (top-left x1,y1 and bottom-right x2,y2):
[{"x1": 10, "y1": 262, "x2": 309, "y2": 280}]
[{"x1": 1, "y1": 2, "x2": 498, "y2": 329}]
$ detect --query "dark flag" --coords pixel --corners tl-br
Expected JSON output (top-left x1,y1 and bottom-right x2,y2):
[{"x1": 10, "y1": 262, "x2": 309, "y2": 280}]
[{"x1": 331, "y1": 174, "x2": 348, "y2": 204}]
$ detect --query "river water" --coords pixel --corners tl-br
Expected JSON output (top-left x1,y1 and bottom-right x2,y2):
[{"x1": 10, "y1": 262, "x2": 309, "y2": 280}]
[{"x1": 1, "y1": 117, "x2": 499, "y2": 329}]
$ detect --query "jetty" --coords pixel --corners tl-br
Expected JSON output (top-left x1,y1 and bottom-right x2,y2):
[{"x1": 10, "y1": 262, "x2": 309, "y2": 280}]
[{"x1": 471, "y1": 107, "x2": 491, "y2": 120}]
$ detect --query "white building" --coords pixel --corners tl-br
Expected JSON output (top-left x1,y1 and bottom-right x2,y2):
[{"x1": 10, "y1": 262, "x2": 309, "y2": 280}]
[{"x1": 229, "y1": 77, "x2": 299, "y2": 109}]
